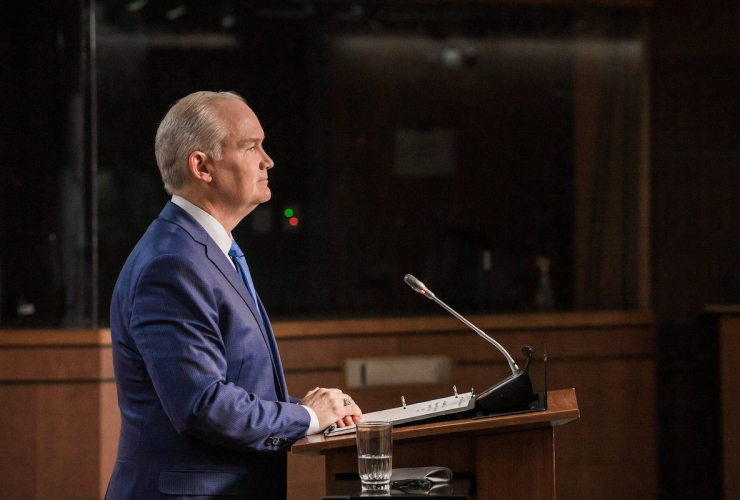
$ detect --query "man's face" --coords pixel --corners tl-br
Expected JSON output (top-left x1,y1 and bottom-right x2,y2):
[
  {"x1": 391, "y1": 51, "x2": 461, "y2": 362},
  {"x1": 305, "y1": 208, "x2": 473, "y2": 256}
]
[{"x1": 209, "y1": 99, "x2": 274, "y2": 218}]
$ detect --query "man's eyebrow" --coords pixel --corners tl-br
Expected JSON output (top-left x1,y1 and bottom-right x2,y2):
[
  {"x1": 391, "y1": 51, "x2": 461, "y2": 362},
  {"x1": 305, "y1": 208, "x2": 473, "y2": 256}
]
[{"x1": 237, "y1": 137, "x2": 262, "y2": 147}]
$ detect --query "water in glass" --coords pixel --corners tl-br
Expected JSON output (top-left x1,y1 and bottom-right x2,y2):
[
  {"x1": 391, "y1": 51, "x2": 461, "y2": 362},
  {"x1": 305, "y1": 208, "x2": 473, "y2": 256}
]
[
  {"x1": 358, "y1": 453, "x2": 392, "y2": 486},
  {"x1": 356, "y1": 421, "x2": 392, "y2": 491}
]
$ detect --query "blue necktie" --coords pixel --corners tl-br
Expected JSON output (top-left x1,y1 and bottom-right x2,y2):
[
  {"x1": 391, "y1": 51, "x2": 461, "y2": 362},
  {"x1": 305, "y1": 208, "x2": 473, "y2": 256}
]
[
  {"x1": 229, "y1": 241, "x2": 287, "y2": 400},
  {"x1": 228, "y1": 240, "x2": 261, "y2": 318}
]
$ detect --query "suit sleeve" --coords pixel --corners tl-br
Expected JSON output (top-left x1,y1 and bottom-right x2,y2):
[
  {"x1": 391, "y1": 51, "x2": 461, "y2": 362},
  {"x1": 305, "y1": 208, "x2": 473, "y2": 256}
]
[{"x1": 129, "y1": 253, "x2": 310, "y2": 451}]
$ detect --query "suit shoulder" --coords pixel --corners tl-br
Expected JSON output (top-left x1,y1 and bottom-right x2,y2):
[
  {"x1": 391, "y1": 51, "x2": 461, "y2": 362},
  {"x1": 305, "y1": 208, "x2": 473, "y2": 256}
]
[{"x1": 114, "y1": 221, "x2": 210, "y2": 293}]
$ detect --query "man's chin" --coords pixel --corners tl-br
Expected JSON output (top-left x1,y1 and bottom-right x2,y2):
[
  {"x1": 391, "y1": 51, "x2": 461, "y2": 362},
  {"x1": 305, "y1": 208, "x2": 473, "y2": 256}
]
[{"x1": 241, "y1": 190, "x2": 271, "y2": 214}]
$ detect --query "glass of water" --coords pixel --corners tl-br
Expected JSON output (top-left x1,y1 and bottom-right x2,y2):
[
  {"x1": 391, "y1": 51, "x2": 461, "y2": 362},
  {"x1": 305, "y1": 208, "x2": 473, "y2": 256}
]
[{"x1": 356, "y1": 421, "x2": 392, "y2": 491}]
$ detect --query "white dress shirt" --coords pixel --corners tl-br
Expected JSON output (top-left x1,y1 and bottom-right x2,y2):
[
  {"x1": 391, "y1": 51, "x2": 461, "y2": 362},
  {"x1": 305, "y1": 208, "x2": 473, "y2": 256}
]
[{"x1": 171, "y1": 195, "x2": 320, "y2": 436}]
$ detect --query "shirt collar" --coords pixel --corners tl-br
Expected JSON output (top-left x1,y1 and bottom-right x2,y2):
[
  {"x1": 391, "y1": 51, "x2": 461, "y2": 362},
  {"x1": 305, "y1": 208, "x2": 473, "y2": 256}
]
[{"x1": 171, "y1": 195, "x2": 234, "y2": 266}]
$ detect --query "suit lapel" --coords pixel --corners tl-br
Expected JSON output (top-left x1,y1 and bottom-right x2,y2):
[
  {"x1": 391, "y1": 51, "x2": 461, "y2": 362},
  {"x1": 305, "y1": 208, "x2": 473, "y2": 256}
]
[
  {"x1": 203, "y1": 241, "x2": 287, "y2": 402},
  {"x1": 255, "y1": 297, "x2": 288, "y2": 402},
  {"x1": 204, "y1": 240, "x2": 263, "y2": 325},
  {"x1": 159, "y1": 202, "x2": 286, "y2": 400}
]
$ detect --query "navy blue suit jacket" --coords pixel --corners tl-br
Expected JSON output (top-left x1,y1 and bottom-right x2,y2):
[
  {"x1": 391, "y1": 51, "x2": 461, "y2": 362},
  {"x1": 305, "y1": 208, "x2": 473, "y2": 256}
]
[{"x1": 106, "y1": 202, "x2": 310, "y2": 499}]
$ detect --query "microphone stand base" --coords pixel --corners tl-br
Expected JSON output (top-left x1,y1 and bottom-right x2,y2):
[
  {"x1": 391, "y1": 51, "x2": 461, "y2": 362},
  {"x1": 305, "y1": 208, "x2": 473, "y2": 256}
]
[
  {"x1": 474, "y1": 370, "x2": 536, "y2": 412},
  {"x1": 470, "y1": 391, "x2": 547, "y2": 420}
]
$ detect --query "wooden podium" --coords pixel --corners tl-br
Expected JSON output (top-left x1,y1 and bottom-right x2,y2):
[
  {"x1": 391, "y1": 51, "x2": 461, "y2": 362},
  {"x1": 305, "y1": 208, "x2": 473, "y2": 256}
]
[{"x1": 292, "y1": 388, "x2": 579, "y2": 500}]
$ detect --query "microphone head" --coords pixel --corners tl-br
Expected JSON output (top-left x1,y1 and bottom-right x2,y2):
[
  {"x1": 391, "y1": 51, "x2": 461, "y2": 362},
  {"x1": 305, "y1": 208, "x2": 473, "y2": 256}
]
[{"x1": 404, "y1": 274, "x2": 427, "y2": 294}]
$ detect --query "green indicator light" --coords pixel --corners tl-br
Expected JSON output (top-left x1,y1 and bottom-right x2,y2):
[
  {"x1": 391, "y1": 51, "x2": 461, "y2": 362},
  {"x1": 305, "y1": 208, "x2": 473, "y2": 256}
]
[{"x1": 284, "y1": 208, "x2": 294, "y2": 218}]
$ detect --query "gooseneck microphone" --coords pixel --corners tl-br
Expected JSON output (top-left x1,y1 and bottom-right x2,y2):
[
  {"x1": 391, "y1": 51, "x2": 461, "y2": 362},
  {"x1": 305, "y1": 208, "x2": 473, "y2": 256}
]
[
  {"x1": 404, "y1": 274, "x2": 536, "y2": 412},
  {"x1": 403, "y1": 274, "x2": 433, "y2": 296},
  {"x1": 404, "y1": 274, "x2": 520, "y2": 374}
]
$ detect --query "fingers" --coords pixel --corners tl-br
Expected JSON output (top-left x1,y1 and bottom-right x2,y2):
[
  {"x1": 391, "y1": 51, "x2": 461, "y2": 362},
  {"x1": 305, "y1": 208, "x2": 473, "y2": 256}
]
[
  {"x1": 303, "y1": 387, "x2": 320, "y2": 398},
  {"x1": 338, "y1": 392, "x2": 362, "y2": 417},
  {"x1": 334, "y1": 414, "x2": 359, "y2": 428},
  {"x1": 297, "y1": 387, "x2": 329, "y2": 406},
  {"x1": 334, "y1": 400, "x2": 361, "y2": 429},
  {"x1": 298, "y1": 387, "x2": 363, "y2": 430}
]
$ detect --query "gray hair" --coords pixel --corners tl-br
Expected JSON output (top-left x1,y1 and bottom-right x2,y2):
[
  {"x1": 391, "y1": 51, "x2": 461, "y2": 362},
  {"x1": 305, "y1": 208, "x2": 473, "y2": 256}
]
[{"x1": 154, "y1": 91, "x2": 246, "y2": 194}]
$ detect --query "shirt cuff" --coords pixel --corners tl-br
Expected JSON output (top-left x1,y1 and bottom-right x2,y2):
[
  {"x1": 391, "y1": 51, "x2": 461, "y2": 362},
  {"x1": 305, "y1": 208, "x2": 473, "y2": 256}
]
[{"x1": 301, "y1": 405, "x2": 320, "y2": 435}]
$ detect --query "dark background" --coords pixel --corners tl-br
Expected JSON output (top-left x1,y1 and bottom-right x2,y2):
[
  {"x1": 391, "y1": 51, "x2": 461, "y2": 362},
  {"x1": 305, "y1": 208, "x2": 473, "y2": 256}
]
[
  {"x1": 2, "y1": 1, "x2": 587, "y2": 325},
  {"x1": 0, "y1": 1, "x2": 738, "y2": 498}
]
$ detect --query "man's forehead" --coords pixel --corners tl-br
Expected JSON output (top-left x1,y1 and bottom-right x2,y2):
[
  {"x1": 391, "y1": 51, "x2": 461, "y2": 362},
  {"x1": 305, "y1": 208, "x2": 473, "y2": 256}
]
[{"x1": 216, "y1": 100, "x2": 264, "y2": 139}]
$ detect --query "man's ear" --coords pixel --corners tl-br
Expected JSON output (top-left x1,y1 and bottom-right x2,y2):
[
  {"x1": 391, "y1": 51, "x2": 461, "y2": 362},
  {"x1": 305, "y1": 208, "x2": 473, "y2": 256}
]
[{"x1": 188, "y1": 151, "x2": 213, "y2": 184}]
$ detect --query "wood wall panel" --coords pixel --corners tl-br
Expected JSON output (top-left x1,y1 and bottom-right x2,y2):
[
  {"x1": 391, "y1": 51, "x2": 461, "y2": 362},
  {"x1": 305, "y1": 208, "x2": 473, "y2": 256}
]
[
  {"x1": 0, "y1": 332, "x2": 113, "y2": 500},
  {"x1": 478, "y1": 429, "x2": 555, "y2": 500},
  {"x1": 35, "y1": 384, "x2": 102, "y2": 499},
  {"x1": 285, "y1": 372, "x2": 345, "y2": 397},
  {"x1": 99, "y1": 347, "x2": 114, "y2": 379},
  {"x1": 278, "y1": 336, "x2": 402, "y2": 370},
  {"x1": 0, "y1": 383, "x2": 107, "y2": 500},
  {"x1": 552, "y1": 361, "x2": 656, "y2": 461},
  {"x1": 99, "y1": 381, "x2": 120, "y2": 499},
  {"x1": 0, "y1": 386, "x2": 36, "y2": 499},
  {"x1": 0, "y1": 347, "x2": 105, "y2": 380},
  {"x1": 286, "y1": 452, "x2": 325, "y2": 500}
]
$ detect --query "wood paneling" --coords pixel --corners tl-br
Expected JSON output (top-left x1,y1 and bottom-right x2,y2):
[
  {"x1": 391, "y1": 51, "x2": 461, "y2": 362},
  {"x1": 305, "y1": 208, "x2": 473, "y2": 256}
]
[
  {"x1": 0, "y1": 381, "x2": 118, "y2": 500},
  {"x1": 0, "y1": 347, "x2": 109, "y2": 381},
  {"x1": 99, "y1": 381, "x2": 120, "y2": 499},
  {"x1": 274, "y1": 310, "x2": 655, "y2": 338},
  {"x1": 478, "y1": 429, "x2": 555, "y2": 500},
  {"x1": 287, "y1": 453, "x2": 325, "y2": 500},
  {"x1": 0, "y1": 386, "x2": 36, "y2": 499},
  {"x1": 0, "y1": 330, "x2": 117, "y2": 500},
  {"x1": 0, "y1": 329, "x2": 111, "y2": 346}
]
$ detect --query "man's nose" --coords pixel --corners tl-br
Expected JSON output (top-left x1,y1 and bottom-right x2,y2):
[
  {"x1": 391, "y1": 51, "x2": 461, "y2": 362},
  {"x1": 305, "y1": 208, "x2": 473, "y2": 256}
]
[{"x1": 261, "y1": 150, "x2": 274, "y2": 169}]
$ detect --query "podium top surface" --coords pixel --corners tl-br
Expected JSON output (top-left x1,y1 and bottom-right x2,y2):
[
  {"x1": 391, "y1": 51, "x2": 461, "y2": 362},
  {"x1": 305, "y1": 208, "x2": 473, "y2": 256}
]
[{"x1": 292, "y1": 388, "x2": 579, "y2": 455}]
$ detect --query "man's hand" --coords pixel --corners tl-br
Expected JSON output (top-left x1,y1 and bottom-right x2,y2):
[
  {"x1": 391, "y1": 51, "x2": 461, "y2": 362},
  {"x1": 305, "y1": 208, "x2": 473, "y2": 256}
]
[{"x1": 299, "y1": 387, "x2": 363, "y2": 430}]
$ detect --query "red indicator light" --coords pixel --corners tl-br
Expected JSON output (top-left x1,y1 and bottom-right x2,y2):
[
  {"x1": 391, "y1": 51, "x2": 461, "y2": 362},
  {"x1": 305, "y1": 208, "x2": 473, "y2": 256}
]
[{"x1": 289, "y1": 217, "x2": 299, "y2": 226}]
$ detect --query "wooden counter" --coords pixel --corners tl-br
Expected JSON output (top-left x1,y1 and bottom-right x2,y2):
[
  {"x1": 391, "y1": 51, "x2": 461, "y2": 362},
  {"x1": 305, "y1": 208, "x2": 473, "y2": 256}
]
[
  {"x1": 0, "y1": 329, "x2": 117, "y2": 500},
  {"x1": 0, "y1": 310, "x2": 656, "y2": 500}
]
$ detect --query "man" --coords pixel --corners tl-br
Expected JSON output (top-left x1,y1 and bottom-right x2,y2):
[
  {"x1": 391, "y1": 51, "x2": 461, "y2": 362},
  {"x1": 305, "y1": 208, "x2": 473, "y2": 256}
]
[{"x1": 106, "y1": 91, "x2": 362, "y2": 499}]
